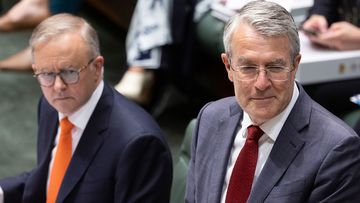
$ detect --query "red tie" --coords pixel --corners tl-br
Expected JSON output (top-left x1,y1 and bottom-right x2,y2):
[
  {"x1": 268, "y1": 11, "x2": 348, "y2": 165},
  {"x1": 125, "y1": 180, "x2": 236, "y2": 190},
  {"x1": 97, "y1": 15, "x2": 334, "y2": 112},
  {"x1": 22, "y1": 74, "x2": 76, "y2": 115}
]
[
  {"x1": 46, "y1": 117, "x2": 74, "y2": 203},
  {"x1": 225, "y1": 125, "x2": 263, "y2": 203}
]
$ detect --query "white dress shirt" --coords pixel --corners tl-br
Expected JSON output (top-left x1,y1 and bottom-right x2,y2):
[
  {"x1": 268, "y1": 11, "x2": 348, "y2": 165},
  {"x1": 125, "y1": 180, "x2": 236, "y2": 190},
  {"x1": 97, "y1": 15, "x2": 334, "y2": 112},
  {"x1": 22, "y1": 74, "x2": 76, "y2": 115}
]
[
  {"x1": 220, "y1": 83, "x2": 299, "y2": 203},
  {"x1": 0, "y1": 81, "x2": 104, "y2": 203}
]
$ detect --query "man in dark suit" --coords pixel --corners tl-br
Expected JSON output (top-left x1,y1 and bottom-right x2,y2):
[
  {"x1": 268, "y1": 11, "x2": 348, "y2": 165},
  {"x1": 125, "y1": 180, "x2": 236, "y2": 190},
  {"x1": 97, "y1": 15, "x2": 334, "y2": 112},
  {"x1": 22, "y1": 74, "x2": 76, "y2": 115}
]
[
  {"x1": 0, "y1": 13, "x2": 172, "y2": 203},
  {"x1": 185, "y1": 1, "x2": 360, "y2": 203}
]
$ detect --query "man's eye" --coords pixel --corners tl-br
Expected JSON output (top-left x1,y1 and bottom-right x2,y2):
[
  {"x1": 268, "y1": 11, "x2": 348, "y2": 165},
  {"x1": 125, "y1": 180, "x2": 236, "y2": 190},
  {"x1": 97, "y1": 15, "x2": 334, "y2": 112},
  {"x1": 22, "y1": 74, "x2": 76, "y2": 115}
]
[
  {"x1": 239, "y1": 66, "x2": 257, "y2": 73},
  {"x1": 61, "y1": 69, "x2": 77, "y2": 75},
  {"x1": 41, "y1": 72, "x2": 56, "y2": 76},
  {"x1": 267, "y1": 66, "x2": 286, "y2": 73}
]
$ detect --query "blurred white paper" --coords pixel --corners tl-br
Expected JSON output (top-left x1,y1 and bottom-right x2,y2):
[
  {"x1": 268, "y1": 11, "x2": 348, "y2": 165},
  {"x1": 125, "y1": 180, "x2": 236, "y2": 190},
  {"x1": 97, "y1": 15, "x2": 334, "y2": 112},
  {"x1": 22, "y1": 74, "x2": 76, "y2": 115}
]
[
  {"x1": 350, "y1": 94, "x2": 360, "y2": 106},
  {"x1": 296, "y1": 31, "x2": 360, "y2": 84}
]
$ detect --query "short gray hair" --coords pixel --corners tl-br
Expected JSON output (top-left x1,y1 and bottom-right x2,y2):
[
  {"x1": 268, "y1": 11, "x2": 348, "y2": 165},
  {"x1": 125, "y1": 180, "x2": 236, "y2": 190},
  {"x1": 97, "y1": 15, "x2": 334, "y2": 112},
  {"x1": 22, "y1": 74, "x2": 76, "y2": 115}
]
[
  {"x1": 30, "y1": 13, "x2": 100, "y2": 59},
  {"x1": 223, "y1": 0, "x2": 299, "y2": 64}
]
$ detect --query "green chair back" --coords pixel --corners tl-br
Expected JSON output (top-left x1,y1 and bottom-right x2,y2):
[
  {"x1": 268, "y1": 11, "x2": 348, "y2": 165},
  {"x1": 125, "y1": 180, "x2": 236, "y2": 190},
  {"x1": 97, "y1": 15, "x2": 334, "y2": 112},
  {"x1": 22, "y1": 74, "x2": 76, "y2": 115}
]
[{"x1": 170, "y1": 119, "x2": 196, "y2": 203}]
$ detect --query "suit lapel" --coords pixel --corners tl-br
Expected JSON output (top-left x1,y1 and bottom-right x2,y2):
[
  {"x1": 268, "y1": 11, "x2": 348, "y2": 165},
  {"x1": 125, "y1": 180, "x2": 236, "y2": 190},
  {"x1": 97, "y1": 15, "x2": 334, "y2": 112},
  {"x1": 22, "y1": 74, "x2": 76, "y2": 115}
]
[
  {"x1": 208, "y1": 101, "x2": 242, "y2": 203},
  {"x1": 57, "y1": 126, "x2": 105, "y2": 202},
  {"x1": 248, "y1": 84, "x2": 311, "y2": 203},
  {"x1": 56, "y1": 83, "x2": 113, "y2": 202},
  {"x1": 248, "y1": 124, "x2": 305, "y2": 202},
  {"x1": 24, "y1": 97, "x2": 59, "y2": 203},
  {"x1": 38, "y1": 97, "x2": 60, "y2": 163}
]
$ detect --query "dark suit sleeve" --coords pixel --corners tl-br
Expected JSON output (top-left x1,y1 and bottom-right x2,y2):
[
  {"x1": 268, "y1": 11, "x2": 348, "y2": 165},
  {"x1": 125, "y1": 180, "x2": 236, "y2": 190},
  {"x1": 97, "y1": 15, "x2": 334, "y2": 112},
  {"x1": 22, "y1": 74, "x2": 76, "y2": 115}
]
[
  {"x1": 0, "y1": 171, "x2": 32, "y2": 202},
  {"x1": 308, "y1": 0, "x2": 340, "y2": 25},
  {"x1": 114, "y1": 135, "x2": 173, "y2": 203},
  {"x1": 308, "y1": 135, "x2": 360, "y2": 202}
]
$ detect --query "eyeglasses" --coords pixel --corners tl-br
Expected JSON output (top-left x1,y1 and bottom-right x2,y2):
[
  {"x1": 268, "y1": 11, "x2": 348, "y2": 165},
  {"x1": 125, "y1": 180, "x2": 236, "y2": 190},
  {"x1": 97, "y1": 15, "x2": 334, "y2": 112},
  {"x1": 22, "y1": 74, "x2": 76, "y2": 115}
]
[
  {"x1": 33, "y1": 58, "x2": 95, "y2": 87},
  {"x1": 230, "y1": 62, "x2": 293, "y2": 82}
]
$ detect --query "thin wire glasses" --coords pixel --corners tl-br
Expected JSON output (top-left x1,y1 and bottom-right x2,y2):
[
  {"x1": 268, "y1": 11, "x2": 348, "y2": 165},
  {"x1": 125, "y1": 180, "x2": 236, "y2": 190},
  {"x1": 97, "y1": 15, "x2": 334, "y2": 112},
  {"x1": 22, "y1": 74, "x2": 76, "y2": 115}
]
[
  {"x1": 229, "y1": 58, "x2": 294, "y2": 81},
  {"x1": 33, "y1": 58, "x2": 95, "y2": 87}
]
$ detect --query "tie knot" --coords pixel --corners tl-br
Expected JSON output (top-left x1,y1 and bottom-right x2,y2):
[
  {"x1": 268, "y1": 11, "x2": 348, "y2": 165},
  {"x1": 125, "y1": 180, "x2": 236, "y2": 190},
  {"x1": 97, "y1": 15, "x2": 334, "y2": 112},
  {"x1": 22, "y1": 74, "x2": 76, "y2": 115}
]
[
  {"x1": 247, "y1": 125, "x2": 263, "y2": 141},
  {"x1": 60, "y1": 117, "x2": 74, "y2": 136}
]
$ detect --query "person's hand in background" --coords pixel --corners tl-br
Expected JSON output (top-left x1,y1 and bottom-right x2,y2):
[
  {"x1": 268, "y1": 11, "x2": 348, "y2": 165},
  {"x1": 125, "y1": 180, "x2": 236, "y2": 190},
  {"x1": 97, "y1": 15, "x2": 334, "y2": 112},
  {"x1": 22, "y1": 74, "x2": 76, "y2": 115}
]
[
  {"x1": 312, "y1": 21, "x2": 360, "y2": 50},
  {"x1": 302, "y1": 14, "x2": 328, "y2": 35},
  {"x1": 303, "y1": 14, "x2": 360, "y2": 50}
]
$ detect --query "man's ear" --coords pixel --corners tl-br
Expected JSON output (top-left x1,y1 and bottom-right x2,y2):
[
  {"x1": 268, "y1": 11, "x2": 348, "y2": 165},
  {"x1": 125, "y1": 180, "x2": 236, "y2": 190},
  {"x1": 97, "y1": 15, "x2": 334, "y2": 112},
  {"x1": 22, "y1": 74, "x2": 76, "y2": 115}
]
[
  {"x1": 221, "y1": 53, "x2": 234, "y2": 82},
  {"x1": 92, "y1": 56, "x2": 104, "y2": 81},
  {"x1": 292, "y1": 53, "x2": 301, "y2": 74},
  {"x1": 94, "y1": 56, "x2": 104, "y2": 70}
]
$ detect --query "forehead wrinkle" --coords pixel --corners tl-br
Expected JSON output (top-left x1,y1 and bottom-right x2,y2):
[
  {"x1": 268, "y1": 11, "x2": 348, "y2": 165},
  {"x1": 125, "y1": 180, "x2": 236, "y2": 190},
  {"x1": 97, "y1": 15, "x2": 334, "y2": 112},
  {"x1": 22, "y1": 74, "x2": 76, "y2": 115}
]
[
  {"x1": 34, "y1": 33, "x2": 88, "y2": 67},
  {"x1": 36, "y1": 58, "x2": 74, "y2": 72}
]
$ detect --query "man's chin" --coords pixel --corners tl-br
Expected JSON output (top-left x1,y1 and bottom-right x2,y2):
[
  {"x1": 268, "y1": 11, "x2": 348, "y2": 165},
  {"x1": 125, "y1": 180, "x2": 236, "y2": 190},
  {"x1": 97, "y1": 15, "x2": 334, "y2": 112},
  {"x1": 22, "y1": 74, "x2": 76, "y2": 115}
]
[
  {"x1": 52, "y1": 103, "x2": 74, "y2": 115},
  {"x1": 249, "y1": 110, "x2": 276, "y2": 125},
  {"x1": 55, "y1": 108, "x2": 72, "y2": 115}
]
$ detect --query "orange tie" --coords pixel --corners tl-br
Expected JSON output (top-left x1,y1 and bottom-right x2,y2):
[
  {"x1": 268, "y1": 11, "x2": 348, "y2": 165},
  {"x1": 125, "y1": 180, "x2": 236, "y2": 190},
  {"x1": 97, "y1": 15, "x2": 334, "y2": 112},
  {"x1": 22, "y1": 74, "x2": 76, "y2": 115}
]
[{"x1": 46, "y1": 117, "x2": 74, "y2": 203}]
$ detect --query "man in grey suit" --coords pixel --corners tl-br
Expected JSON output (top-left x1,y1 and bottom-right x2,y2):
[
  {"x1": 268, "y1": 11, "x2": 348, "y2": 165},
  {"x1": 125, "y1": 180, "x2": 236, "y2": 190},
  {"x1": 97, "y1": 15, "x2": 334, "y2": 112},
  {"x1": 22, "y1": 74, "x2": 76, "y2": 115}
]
[{"x1": 185, "y1": 1, "x2": 360, "y2": 203}]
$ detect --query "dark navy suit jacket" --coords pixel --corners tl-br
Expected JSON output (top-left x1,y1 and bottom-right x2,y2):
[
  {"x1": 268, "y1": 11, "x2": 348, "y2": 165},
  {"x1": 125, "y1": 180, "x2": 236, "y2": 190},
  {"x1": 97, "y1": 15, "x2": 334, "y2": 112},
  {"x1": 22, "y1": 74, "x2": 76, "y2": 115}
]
[
  {"x1": 186, "y1": 84, "x2": 360, "y2": 203},
  {"x1": 0, "y1": 82, "x2": 173, "y2": 203}
]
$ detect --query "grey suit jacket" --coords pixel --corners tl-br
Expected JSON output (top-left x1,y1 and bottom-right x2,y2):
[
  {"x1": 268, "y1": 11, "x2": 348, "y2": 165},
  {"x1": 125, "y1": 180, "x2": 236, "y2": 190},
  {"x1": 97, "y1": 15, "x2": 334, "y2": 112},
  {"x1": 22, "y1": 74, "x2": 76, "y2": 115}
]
[{"x1": 185, "y1": 84, "x2": 360, "y2": 203}]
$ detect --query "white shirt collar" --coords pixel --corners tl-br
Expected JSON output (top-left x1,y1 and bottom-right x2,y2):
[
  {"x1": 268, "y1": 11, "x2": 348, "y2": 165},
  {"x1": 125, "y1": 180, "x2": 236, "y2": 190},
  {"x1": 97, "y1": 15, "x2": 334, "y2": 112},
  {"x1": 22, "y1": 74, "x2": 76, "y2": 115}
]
[
  {"x1": 59, "y1": 80, "x2": 104, "y2": 130},
  {"x1": 241, "y1": 82, "x2": 299, "y2": 141}
]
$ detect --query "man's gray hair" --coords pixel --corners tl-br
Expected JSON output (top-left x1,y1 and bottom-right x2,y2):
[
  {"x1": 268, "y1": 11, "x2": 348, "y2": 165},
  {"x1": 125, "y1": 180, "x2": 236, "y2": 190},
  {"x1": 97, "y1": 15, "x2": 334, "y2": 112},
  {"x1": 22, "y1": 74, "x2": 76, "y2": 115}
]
[
  {"x1": 29, "y1": 13, "x2": 100, "y2": 60},
  {"x1": 223, "y1": 0, "x2": 300, "y2": 64}
]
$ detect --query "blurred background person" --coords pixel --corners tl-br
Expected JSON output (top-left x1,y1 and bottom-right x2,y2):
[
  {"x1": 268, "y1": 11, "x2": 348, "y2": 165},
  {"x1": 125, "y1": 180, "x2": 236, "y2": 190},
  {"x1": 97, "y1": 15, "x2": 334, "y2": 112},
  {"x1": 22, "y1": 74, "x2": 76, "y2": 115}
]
[
  {"x1": 301, "y1": 0, "x2": 360, "y2": 119},
  {"x1": 0, "y1": 0, "x2": 83, "y2": 71},
  {"x1": 115, "y1": 0, "x2": 174, "y2": 105},
  {"x1": 302, "y1": 0, "x2": 360, "y2": 50}
]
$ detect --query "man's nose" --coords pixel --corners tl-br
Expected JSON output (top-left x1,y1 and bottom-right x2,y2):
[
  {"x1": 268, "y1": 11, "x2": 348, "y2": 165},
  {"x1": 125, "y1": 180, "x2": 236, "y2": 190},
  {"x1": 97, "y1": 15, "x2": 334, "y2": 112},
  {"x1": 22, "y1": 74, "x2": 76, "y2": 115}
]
[
  {"x1": 254, "y1": 69, "x2": 271, "y2": 90},
  {"x1": 53, "y1": 75, "x2": 66, "y2": 90}
]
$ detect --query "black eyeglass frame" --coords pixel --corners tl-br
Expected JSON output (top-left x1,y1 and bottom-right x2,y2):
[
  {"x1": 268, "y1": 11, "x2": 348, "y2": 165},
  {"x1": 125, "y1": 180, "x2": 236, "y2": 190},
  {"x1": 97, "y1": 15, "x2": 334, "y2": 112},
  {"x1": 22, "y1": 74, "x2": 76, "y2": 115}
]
[{"x1": 33, "y1": 57, "x2": 96, "y2": 87}]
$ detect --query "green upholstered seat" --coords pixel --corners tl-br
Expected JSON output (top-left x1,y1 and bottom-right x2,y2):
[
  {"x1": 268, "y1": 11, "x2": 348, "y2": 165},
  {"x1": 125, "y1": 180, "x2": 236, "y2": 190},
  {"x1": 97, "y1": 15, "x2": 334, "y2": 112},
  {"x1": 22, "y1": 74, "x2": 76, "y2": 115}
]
[
  {"x1": 170, "y1": 119, "x2": 196, "y2": 203},
  {"x1": 342, "y1": 109, "x2": 360, "y2": 128}
]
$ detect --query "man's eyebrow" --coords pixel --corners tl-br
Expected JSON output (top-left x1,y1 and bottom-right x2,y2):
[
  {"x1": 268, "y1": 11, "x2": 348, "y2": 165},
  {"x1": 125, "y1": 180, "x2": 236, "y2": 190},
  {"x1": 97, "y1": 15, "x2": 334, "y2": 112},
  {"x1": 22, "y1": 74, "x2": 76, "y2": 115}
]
[
  {"x1": 34, "y1": 67, "x2": 52, "y2": 73},
  {"x1": 266, "y1": 58, "x2": 287, "y2": 66},
  {"x1": 234, "y1": 57, "x2": 287, "y2": 66},
  {"x1": 234, "y1": 56, "x2": 256, "y2": 65}
]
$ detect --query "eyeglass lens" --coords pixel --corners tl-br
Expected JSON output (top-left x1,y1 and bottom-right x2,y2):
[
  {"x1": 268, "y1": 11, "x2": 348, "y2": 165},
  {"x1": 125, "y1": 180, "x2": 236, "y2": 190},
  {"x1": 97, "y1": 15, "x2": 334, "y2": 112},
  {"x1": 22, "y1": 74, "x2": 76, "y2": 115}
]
[
  {"x1": 37, "y1": 70, "x2": 79, "y2": 86},
  {"x1": 235, "y1": 68, "x2": 291, "y2": 81}
]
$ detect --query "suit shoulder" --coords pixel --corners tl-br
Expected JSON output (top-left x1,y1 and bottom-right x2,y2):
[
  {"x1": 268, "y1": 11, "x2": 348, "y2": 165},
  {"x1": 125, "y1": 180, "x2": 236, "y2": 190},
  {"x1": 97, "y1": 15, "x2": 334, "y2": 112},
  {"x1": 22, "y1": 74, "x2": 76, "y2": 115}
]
[
  {"x1": 107, "y1": 87, "x2": 166, "y2": 142},
  {"x1": 309, "y1": 102, "x2": 359, "y2": 141},
  {"x1": 199, "y1": 97, "x2": 238, "y2": 118}
]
